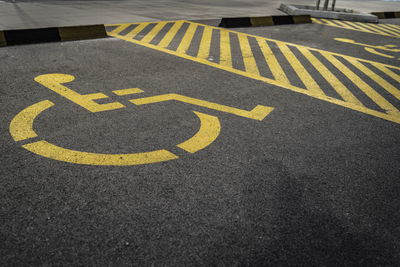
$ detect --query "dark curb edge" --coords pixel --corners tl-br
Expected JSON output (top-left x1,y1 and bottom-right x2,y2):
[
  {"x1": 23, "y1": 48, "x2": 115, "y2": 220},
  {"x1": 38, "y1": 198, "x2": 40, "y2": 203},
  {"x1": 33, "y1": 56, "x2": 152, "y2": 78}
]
[
  {"x1": 0, "y1": 24, "x2": 107, "y2": 47},
  {"x1": 371, "y1": 12, "x2": 400, "y2": 19},
  {"x1": 218, "y1": 15, "x2": 312, "y2": 28}
]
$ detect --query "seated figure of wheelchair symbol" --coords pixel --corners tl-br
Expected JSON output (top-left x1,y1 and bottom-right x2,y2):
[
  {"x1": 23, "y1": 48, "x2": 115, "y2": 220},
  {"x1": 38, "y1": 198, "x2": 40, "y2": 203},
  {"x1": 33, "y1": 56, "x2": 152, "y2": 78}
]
[{"x1": 10, "y1": 74, "x2": 274, "y2": 166}]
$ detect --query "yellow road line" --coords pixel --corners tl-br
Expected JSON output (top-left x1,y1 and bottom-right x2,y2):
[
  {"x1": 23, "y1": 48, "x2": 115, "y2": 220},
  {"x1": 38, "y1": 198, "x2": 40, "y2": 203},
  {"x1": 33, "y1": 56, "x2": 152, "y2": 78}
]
[
  {"x1": 9, "y1": 100, "x2": 54, "y2": 142},
  {"x1": 348, "y1": 59, "x2": 400, "y2": 101},
  {"x1": 112, "y1": 88, "x2": 144, "y2": 96},
  {"x1": 140, "y1": 21, "x2": 168, "y2": 43},
  {"x1": 256, "y1": 38, "x2": 290, "y2": 84},
  {"x1": 298, "y1": 47, "x2": 363, "y2": 106},
  {"x1": 372, "y1": 64, "x2": 400, "y2": 84},
  {"x1": 379, "y1": 24, "x2": 400, "y2": 34},
  {"x1": 322, "y1": 52, "x2": 400, "y2": 116},
  {"x1": 125, "y1": 22, "x2": 151, "y2": 39},
  {"x1": 277, "y1": 42, "x2": 325, "y2": 96},
  {"x1": 108, "y1": 23, "x2": 131, "y2": 35},
  {"x1": 219, "y1": 29, "x2": 232, "y2": 68},
  {"x1": 354, "y1": 22, "x2": 391, "y2": 35},
  {"x1": 158, "y1": 21, "x2": 184, "y2": 48},
  {"x1": 176, "y1": 23, "x2": 197, "y2": 54},
  {"x1": 342, "y1": 21, "x2": 375, "y2": 33},
  {"x1": 197, "y1": 26, "x2": 213, "y2": 59},
  {"x1": 130, "y1": 93, "x2": 274, "y2": 121},
  {"x1": 332, "y1": 20, "x2": 358, "y2": 30},
  {"x1": 177, "y1": 111, "x2": 221, "y2": 153},
  {"x1": 23, "y1": 140, "x2": 178, "y2": 166},
  {"x1": 237, "y1": 34, "x2": 260, "y2": 76},
  {"x1": 365, "y1": 23, "x2": 400, "y2": 37}
]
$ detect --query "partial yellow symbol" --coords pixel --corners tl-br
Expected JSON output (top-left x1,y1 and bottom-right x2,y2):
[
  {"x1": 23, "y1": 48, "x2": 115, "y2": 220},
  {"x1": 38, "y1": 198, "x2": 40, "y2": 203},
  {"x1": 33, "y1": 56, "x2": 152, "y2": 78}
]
[
  {"x1": 10, "y1": 74, "x2": 273, "y2": 166},
  {"x1": 35, "y1": 74, "x2": 125, "y2": 112},
  {"x1": 335, "y1": 38, "x2": 400, "y2": 60}
]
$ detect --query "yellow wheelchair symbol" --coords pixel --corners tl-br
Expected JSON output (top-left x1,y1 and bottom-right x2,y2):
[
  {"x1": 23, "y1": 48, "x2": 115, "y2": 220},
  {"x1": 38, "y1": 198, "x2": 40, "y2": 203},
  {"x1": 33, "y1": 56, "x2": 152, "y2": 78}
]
[
  {"x1": 335, "y1": 38, "x2": 400, "y2": 60},
  {"x1": 10, "y1": 74, "x2": 274, "y2": 166}
]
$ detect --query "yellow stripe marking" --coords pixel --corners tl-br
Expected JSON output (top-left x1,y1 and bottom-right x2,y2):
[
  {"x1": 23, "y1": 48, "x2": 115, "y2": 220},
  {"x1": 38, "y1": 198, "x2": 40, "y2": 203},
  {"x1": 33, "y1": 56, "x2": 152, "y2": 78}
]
[
  {"x1": 107, "y1": 21, "x2": 400, "y2": 124},
  {"x1": 373, "y1": 64, "x2": 400, "y2": 84},
  {"x1": 197, "y1": 26, "x2": 213, "y2": 59},
  {"x1": 322, "y1": 52, "x2": 400, "y2": 116},
  {"x1": 379, "y1": 24, "x2": 400, "y2": 34},
  {"x1": 256, "y1": 38, "x2": 290, "y2": 84},
  {"x1": 342, "y1": 21, "x2": 375, "y2": 33},
  {"x1": 125, "y1": 22, "x2": 151, "y2": 38},
  {"x1": 176, "y1": 23, "x2": 197, "y2": 54},
  {"x1": 364, "y1": 48, "x2": 395, "y2": 58},
  {"x1": 349, "y1": 60, "x2": 400, "y2": 101},
  {"x1": 298, "y1": 47, "x2": 363, "y2": 106},
  {"x1": 354, "y1": 22, "x2": 391, "y2": 35},
  {"x1": 23, "y1": 140, "x2": 178, "y2": 166},
  {"x1": 10, "y1": 100, "x2": 54, "y2": 142},
  {"x1": 277, "y1": 42, "x2": 325, "y2": 96},
  {"x1": 320, "y1": 19, "x2": 342, "y2": 27},
  {"x1": 157, "y1": 21, "x2": 184, "y2": 48},
  {"x1": 130, "y1": 94, "x2": 274, "y2": 121},
  {"x1": 35, "y1": 74, "x2": 125, "y2": 113},
  {"x1": 112, "y1": 88, "x2": 144, "y2": 96},
  {"x1": 177, "y1": 111, "x2": 221, "y2": 153},
  {"x1": 219, "y1": 29, "x2": 232, "y2": 68},
  {"x1": 140, "y1": 21, "x2": 168, "y2": 43},
  {"x1": 109, "y1": 24, "x2": 131, "y2": 35},
  {"x1": 332, "y1": 20, "x2": 358, "y2": 30},
  {"x1": 237, "y1": 34, "x2": 260, "y2": 76},
  {"x1": 365, "y1": 24, "x2": 400, "y2": 37}
]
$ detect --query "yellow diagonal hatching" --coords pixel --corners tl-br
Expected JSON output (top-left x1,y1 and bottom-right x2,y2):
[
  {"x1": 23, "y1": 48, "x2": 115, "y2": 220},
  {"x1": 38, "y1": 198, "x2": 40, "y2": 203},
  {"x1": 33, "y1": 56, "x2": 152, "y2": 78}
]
[
  {"x1": 322, "y1": 52, "x2": 400, "y2": 117},
  {"x1": 125, "y1": 22, "x2": 151, "y2": 38},
  {"x1": 140, "y1": 21, "x2": 168, "y2": 43},
  {"x1": 297, "y1": 47, "x2": 363, "y2": 106},
  {"x1": 107, "y1": 20, "x2": 400, "y2": 124},
  {"x1": 176, "y1": 23, "x2": 197, "y2": 54},
  {"x1": 158, "y1": 21, "x2": 184, "y2": 48},
  {"x1": 197, "y1": 26, "x2": 213, "y2": 59},
  {"x1": 219, "y1": 29, "x2": 232, "y2": 68},
  {"x1": 256, "y1": 38, "x2": 290, "y2": 84},
  {"x1": 237, "y1": 34, "x2": 260, "y2": 76},
  {"x1": 312, "y1": 18, "x2": 400, "y2": 38},
  {"x1": 109, "y1": 24, "x2": 131, "y2": 35},
  {"x1": 277, "y1": 42, "x2": 325, "y2": 96}
]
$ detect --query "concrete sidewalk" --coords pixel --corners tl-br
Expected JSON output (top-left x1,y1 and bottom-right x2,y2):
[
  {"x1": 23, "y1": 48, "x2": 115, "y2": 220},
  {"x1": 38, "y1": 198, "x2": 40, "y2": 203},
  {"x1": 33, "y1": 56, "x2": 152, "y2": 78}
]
[{"x1": 0, "y1": 0, "x2": 399, "y2": 30}]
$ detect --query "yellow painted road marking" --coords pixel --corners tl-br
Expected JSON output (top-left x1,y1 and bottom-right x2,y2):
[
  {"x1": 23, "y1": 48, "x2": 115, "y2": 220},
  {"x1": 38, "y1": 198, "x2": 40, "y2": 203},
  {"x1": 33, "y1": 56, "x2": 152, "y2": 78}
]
[
  {"x1": 237, "y1": 33, "x2": 260, "y2": 76},
  {"x1": 364, "y1": 47, "x2": 395, "y2": 59},
  {"x1": 125, "y1": 22, "x2": 150, "y2": 39},
  {"x1": 277, "y1": 42, "x2": 325, "y2": 96},
  {"x1": 322, "y1": 52, "x2": 400, "y2": 117},
  {"x1": 177, "y1": 111, "x2": 221, "y2": 153},
  {"x1": 109, "y1": 24, "x2": 131, "y2": 35},
  {"x1": 197, "y1": 26, "x2": 213, "y2": 59},
  {"x1": 9, "y1": 100, "x2": 54, "y2": 141},
  {"x1": 107, "y1": 20, "x2": 400, "y2": 124},
  {"x1": 176, "y1": 23, "x2": 197, "y2": 54},
  {"x1": 373, "y1": 64, "x2": 400, "y2": 83},
  {"x1": 35, "y1": 74, "x2": 125, "y2": 112},
  {"x1": 23, "y1": 140, "x2": 178, "y2": 166},
  {"x1": 297, "y1": 47, "x2": 363, "y2": 106},
  {"x1": 219, "y1": 29, "x2": 232, "y2": 67},
  {"x1": 348, "y1": 59, "x2": 400, "y2": 101},
  {"x1": 140, "y1": 21, "x2": 168, "y2": 43},
  {"x1": 158, "y1": 21, "x2": 184, "y2": 48},
  {"x1": 312, "y1": 18, "x2": 400, "y2": 38},
  {"x1": 256, "y1": 38, "x2": 289, "y2": 84},
  {"x1": 112, "y1": 88, "x2": 144, "y2": 96},
  {"x1": 130, "y1": 94, "x2": 274, "y2": 121}
]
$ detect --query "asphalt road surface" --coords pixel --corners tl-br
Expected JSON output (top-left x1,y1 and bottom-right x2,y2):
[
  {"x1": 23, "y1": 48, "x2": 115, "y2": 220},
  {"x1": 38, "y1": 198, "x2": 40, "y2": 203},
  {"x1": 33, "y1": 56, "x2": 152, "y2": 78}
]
[{"x1": 1, "y1": 19, "x2": 400, "y2": 265}]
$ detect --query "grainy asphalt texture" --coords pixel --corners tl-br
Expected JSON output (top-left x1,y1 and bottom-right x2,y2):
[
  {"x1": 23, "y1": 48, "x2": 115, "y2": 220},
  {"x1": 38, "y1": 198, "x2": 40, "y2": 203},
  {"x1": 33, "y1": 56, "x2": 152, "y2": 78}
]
[{"x1": 1, "y1": 20, "x2": 400, "y2": 266}]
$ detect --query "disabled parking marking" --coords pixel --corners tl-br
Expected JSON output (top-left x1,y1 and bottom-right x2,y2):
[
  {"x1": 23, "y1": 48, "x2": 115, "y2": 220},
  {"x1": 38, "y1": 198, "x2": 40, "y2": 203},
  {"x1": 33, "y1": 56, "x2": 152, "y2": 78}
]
[
  {"x1": 106, "y1": 20, "x2": 400, "y2": 124},
  {"x1": 10, "y1": 74, "x2": 273, "y2": 166}
]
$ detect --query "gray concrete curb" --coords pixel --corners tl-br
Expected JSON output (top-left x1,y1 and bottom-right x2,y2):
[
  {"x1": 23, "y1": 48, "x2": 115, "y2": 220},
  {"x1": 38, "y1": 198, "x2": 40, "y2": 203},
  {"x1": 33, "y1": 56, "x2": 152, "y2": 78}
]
[{"x1": 279, "y1": 4, "x2": 378, "y2": 23}]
